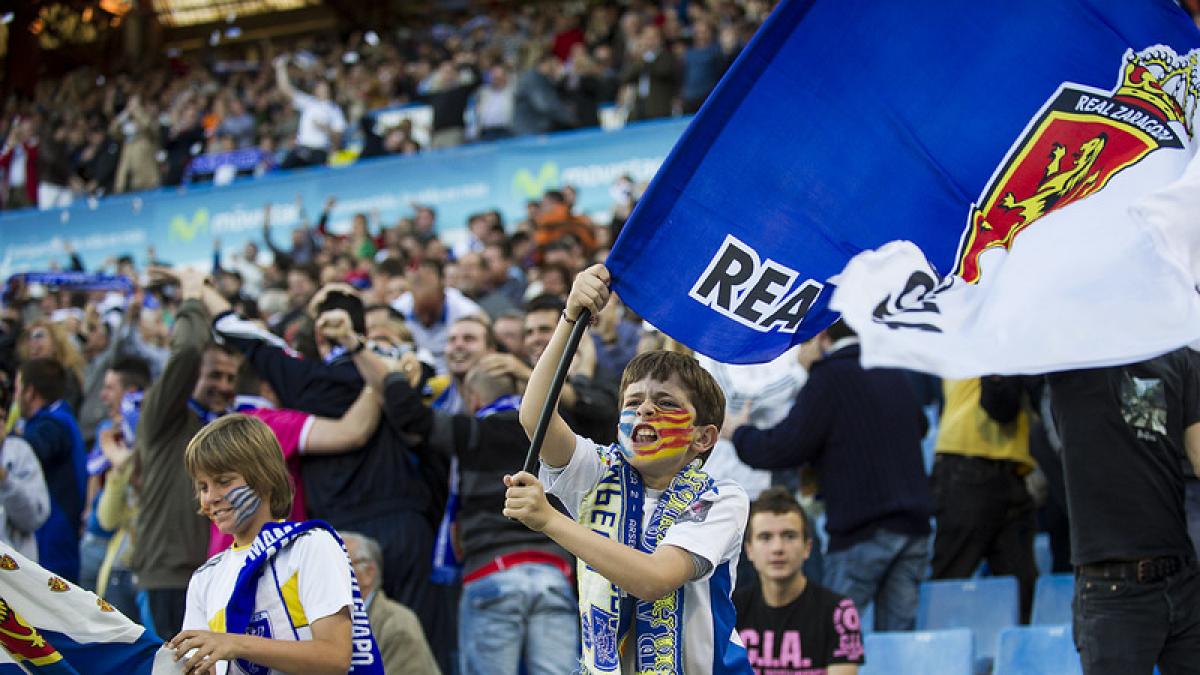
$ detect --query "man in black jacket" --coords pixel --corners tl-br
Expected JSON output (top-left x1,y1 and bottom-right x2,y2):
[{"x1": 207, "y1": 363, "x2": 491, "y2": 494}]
[
  {"x1": 727, "y1": 320, "x2": 932, "y2": 632},
  {"x1": 621, "y1": 24, "x2": 679, "y2": 121},
  {"x1": 209, "y1": 287, "x2": 443, "y2": 655},
  {"x1": 316, "y1": 305, "x2": 575, "y2": 674}
]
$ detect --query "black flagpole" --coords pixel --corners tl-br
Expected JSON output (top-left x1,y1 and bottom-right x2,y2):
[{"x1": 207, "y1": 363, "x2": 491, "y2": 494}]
[{"x1": 521, "y1": 308, "x2": 592, "y2": 475}]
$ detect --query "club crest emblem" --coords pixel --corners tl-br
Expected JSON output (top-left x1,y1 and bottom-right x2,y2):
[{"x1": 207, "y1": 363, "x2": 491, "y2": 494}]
[{"x1": 956, "y1": 47, "x2": 1200, "y2": 284}]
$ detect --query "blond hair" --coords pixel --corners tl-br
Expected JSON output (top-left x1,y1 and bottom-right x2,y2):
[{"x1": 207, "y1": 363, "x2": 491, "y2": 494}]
[
  {"x1": 19, "y1": 320, "x2": 85, "y2": 384},
  {"x1": 184, "y1": 414, "x2": 293, "y2": 519}
]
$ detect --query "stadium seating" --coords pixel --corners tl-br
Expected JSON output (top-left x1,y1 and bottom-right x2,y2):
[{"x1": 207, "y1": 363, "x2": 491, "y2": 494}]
[
  {"x1": 1034, "y1": 532, "x2": 1053, "y2": 576},
  {"x1": 916, "y1": 576, "x2": 1019, "y2": 672},
  {"x1": 1031, "y1": 573, "x2": 1074, "y2": 625},
  {"x1": 861, "y1": 628, "x2": 974, "y2": 675},
  {"x1": 993, "y1": 624, "x2": 1082, "y2": 675}
]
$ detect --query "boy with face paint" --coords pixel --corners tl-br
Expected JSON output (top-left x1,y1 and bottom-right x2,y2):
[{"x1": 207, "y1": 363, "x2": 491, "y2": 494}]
[
  {"x1": 504, "y1": 264, "x2": 754, "y2": 674},
  {"x1": 170, "y1": 415, "x2": 384, "y2": 675}
]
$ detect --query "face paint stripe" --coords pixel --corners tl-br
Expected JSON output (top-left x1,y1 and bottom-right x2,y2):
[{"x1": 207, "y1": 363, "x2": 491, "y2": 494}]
[
  {"x1": 617, "y1": 404, "x2": 698, "y2": 462},
  {"x1": 227, "y1": 489, "x2": 251, "y2": 508},
  {"x1": 222, "y1": 484, "x2": 263, "y2": 531}
]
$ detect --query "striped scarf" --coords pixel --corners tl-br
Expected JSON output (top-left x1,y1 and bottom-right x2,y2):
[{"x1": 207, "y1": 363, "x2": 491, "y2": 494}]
[
  {"x1": 576, "y1": 446, "x2": 713, "y2": 674},
  {"x1": 225, "y1": 521, "x2": 384, "y2": 675}
]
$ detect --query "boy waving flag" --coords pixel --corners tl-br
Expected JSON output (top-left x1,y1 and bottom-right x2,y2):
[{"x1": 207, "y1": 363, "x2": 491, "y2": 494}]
[{"x1": 505, "y1": 264, "x2": 753, "y2": 674}]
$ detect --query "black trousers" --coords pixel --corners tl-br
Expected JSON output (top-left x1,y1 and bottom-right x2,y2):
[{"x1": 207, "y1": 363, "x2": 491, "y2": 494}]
[
  {"x1": 930, "y1": 453, "x2": 1039, "y2": 622},
  {"x1": 1074, "y1": 563, "x2": 1200, "y2": 674}
]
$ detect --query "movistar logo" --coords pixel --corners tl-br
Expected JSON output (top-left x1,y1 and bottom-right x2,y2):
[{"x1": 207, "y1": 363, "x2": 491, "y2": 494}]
[
  {"x1": 512, "y1": 163, "x2": 558, "y2": 199},
  {"x1": 170, "y1": 208, "x2": 209, "y2": 242}
]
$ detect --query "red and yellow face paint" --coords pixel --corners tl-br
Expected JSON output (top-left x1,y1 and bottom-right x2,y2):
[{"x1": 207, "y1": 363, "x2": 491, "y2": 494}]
[{"x1": 617, "y1": 405, "x2": 695, "y2": 461}]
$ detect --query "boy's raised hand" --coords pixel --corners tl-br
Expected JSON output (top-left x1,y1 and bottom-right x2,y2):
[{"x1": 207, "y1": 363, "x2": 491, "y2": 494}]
[
  {"x1": 503, "y1": 471, "x2": 557, "y2": 532},
  {"x1": 566, "y1": 264, "x2": 612, "y2": 322}
]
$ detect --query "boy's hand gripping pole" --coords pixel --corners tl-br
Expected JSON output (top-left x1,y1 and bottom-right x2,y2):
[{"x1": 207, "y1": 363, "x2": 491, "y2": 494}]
[{"x1": 521, "y1": 308, "x2": 591, "y2": 475}]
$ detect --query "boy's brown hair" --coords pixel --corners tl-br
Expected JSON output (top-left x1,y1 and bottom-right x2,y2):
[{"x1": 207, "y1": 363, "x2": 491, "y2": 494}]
[
  {"x1": 184, "y1": 414, "x2": 293, "y2": 519},
  {"x1": 618, "y1": 350, "x2": 726, "y2": 429},
  {"x1": 747, "y1": 486, "x2": 813, "y2": 542}
]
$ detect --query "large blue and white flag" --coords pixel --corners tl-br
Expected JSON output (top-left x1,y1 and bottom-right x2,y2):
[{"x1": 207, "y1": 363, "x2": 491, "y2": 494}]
[
  {"x1": 606, "y1": 0, "x2": 1200, "y2": 374},
  {"x1": 0, "y1": 542, "x2": 171, "y2": 674}
]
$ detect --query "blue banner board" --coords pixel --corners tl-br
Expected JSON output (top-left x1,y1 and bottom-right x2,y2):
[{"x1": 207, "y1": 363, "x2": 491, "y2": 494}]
[{"x1": 0, "y1": 119, "x2": 688, "y2": 276}]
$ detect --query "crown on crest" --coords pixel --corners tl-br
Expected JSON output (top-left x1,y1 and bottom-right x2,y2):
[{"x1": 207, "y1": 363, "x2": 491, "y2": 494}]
[{"x1": 1116, "y1": 48, "x2": 1199, "y2": 132}]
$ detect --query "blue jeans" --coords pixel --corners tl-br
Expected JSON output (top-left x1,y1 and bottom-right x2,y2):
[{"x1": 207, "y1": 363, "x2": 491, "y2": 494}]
[
  {"x1": 79, "y1": 531, "x2": 109, "y2": 592},
  {"x1": 104, "y1": 568, "x2": 139, "y2": 622},
  {"x1": 458, "y1": 563, "x2": 579, "y2": 675},
  {"x1": 824, "y1": 528, "x2": 929, "y2": 632}
]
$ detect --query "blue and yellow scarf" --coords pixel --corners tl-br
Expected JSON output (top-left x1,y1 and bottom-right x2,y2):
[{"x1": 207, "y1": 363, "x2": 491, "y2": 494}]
[
  {"x1": 577, "y1": 447, "x2": 714, "y2": 674},
  {"x1": 224, "y1": 520, "x2": 384, "y2": 675}
]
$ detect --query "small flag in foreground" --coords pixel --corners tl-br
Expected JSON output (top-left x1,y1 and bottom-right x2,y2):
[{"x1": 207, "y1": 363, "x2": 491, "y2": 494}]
[{"x1": 0, "y1": 543, "x2": 169, "y2": 674}]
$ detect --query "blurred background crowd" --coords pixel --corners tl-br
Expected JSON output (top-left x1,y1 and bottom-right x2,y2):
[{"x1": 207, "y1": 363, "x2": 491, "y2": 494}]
[{"x1": 0, "y1": 0, "x2": 760, "y2": 208}]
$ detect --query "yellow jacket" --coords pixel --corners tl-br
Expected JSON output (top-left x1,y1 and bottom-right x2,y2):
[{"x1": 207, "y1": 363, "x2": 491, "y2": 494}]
[{"x1": 935, "y1": 378, "x2": 1035, "y2": 473}]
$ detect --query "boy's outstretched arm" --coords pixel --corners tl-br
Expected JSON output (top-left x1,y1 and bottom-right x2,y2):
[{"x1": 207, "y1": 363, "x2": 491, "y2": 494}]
[
  {"x1": 504, "y1": 471, "x2": 694, "y2": 601},
  {"x1": 519, "y1": 264, "x2": 612, "y2": 468}
]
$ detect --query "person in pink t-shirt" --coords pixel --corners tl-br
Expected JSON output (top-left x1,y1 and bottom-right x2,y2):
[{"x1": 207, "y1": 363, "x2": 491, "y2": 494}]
[{"x1": 206, "y1": 385, "x2": 381, "y2": 556}]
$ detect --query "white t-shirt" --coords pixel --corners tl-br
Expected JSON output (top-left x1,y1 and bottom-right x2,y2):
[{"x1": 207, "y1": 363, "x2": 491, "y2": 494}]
[
  {"x1": 182, "y1": 528, "x2": 353, "y2": 675},
  {"x1": 291, "y1": 92, "x2": 347, "y2": 151},
  {"x1": 541, "y1": 435, "x2": 751, "y2": 674}
]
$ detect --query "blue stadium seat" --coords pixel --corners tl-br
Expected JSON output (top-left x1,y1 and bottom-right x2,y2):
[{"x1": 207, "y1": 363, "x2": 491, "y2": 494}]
[
  {"x1": 1031, "y1": 574, "x2": 1074, "y2": 625},
  {"x1": 861, "y1": 628, "x2": 974, "y2": 675},
  {"x1": 917, "y1": 576, "x2": 1019, "y2": 671},
  {"x1": 1034, "y1": 532, "x2": 1053, "y2": 576},
  {"x1": 859, "y1": 602, "x2": 875, "y2": 635},
  {"x1": 994, "y1": 624, "x2": 1082, "y2": 675}
]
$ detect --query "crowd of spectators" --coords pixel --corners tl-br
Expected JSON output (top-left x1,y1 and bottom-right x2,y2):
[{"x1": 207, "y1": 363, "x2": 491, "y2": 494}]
[
  {"x1": 0, "y1": 175, "x2": 636, "y2": 669},
  {"x1": 0, "y1": 159, "x2": 1166, "y2": 672},
  {"x1": 0, "y1": 0, "x2": 760, "y2": 211}
]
